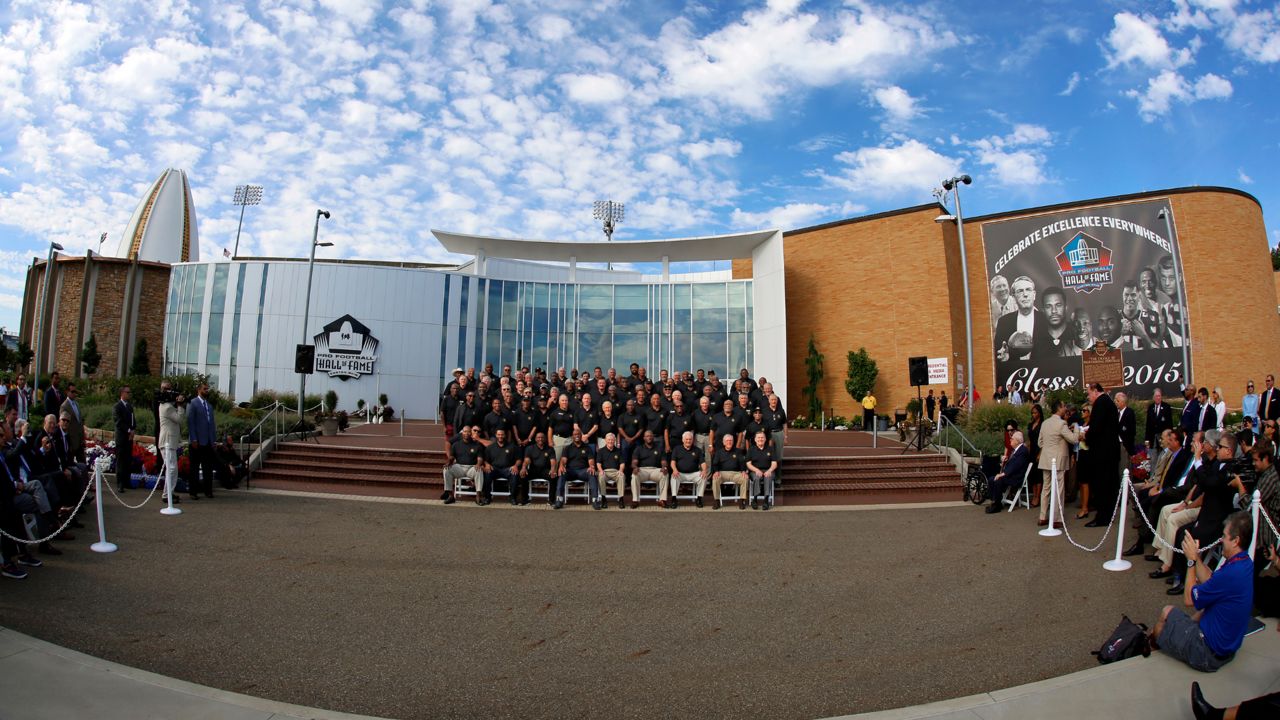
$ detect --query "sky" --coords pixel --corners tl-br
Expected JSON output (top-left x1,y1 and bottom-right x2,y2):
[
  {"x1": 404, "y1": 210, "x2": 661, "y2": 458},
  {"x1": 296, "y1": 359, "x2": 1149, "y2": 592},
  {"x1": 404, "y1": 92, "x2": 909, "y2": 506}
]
[{"x1": 0, "y1": 0, "x2": 1278, "y2": 333}]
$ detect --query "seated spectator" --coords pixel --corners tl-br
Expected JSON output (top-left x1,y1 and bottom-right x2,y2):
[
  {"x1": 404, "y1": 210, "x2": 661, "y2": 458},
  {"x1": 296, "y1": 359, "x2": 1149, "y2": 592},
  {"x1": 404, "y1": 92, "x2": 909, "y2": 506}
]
[
  {"x1": 481, "y1": 428, "x2": 519, "y2": 507},
  {"x1": 1150, "y1": 511, "x2": 1253, "y2": 672},
  {"x1": 2, "y1": 417, "x2": 64, "y2": 556},
  {"x1": 746, "y1": 430, "x2": 777, "y2": 510},
  {"x1": 709, "y1": 432, "x2": 748, "y2": 509},
  {"x1": 1191, "y1": 681, "x2": 1280, "y2": 720},
  {"x1": 594, "y1": 433, "x2": 626, "y2": 510},
  {"x1": 215, "y1": 435, "x2": 247, "y2": 489},
  {"x1": 985, "y1": 431, "x2": 1029, "y2": 513},
  {"x1": 630, "y1": 430, "x2": 667, "y2": 509},
  {"x1": 440, "y1": 425, "x2": 483, "y2": 505},
  {"x1": 554, "y1": 428, "x2": 595, "y2": 510},
  {"x1": 516, "y1": 432, "x2": 554, "y2": 506},
  {"x1": 1166, "y1": 434, "x2": 1248, "y2": 595},
  {"x1": 668, "y1": 431, "x2": 707, "y2": 509}
]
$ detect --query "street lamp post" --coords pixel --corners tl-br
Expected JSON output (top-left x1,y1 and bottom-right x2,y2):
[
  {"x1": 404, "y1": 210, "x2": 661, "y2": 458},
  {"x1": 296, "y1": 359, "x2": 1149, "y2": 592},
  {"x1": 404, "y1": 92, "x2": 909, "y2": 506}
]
[
  {"x1": 936, "y1": 175, "x2": 974, "y2": 402},
  {"x1": 299, "y1": 209, "x2": 332, "y2": 422},
  {"x1": 231, "y1": 184, "x2": 263, "y2": 260},
  {"x1": 1157, "y1": 206, "x2": 1192, "y2": 386},
  {"x1": 33, "y1": 241, "x2": 64, "y2": 381},
  {"x1": 593, "y1": 200, "x2": 624, "y2": 271}
]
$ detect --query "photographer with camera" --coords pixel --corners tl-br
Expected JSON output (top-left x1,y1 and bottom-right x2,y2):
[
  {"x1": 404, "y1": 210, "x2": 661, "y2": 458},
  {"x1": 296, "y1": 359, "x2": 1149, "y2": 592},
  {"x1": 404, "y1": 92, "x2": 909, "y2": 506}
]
[{"x1": 157, "y1": 382, "x2": 186, "y2": 505}]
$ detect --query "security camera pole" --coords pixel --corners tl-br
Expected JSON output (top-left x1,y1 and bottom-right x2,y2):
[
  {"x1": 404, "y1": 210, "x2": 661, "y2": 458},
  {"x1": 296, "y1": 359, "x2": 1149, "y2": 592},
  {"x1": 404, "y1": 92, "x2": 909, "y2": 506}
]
[
  {"x1": 937, "y1": 175, "x2": 974, "y2": 401},
  {"x1": 231, "y1": 184, "x2": 263, "y2": 260},
  {"x1": 593, "y1": 200, "x2": 624, "y2": 271},
  {"x1": 299, "y1": 209, "x2": 332, "y2": 422}
]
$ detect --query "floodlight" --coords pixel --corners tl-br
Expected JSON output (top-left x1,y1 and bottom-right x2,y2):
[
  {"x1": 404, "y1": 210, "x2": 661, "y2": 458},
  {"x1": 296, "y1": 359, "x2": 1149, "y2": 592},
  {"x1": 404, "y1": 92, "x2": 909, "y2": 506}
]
[
  {"x1": 231, "y1": 184, "x2": 265, "y2": 259},
  {"x1": 935, "y1": 214, "x2": 956, "y2": 223}
]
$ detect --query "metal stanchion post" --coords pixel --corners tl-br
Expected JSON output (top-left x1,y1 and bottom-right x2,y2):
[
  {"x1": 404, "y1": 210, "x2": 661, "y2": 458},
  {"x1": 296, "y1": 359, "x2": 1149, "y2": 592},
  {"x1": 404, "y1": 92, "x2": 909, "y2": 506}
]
[
  {"x1": 1249, "y1": 489, "x2": 1262, "y2": 560},
  {"x1": 1039, "y1": 458, "x2": 1061, "y2": 537},
  {"x1": 160, "y1": 462, "x2": 182, "y2": 516},
  {"x1": 90, "y1": 467, "x2": 118, "y2": 553},
  {"x1": 1103, "y1": 470, "x2": 1132, "y2": 572}
]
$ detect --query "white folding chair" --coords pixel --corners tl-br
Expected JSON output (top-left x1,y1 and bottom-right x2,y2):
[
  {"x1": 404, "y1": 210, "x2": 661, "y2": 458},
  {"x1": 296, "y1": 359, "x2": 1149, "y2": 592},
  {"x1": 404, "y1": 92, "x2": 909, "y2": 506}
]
[
  {"x1": 1005, "y1": 463, "x2": 1034, "y2": 511},
  {"x1": 528, "y1": 477, "x2": 552, "y2": 502},
  {"x1": 671, "y1": 474, "x2": 701, "y2": 504},
  {"x1": 637, "y1": 472, "x2": 664, "y2": 503},
  {"x1": 597, "y1": 472, "x2": 626, "y2": 504},
  {"x1": 562, "y1": 475, "x2": 591, "y2": 504},
  {"x1": 21, "y1": 513, "x2": 39, "y2": 541},
  {"x1": 717, "y1": 476, "x2": 744, "y2": 507},
  {"x1": 448, "y1": 466, "x2": 479, "y2": 500}
]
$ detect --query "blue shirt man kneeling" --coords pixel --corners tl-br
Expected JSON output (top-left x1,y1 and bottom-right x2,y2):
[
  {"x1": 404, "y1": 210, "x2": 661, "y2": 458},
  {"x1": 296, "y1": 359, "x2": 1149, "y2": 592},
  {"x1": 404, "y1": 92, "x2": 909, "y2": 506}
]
[{"x1": 1152, "y1": 510, "x2": 1254, "y2": 672}]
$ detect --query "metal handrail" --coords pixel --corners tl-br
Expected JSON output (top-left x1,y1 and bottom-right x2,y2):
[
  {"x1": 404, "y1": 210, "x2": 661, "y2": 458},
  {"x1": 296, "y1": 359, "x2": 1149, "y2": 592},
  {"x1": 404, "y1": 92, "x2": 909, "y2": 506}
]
[{"x1": 935, "y1": 413, "x2": 983, "y2": 459}]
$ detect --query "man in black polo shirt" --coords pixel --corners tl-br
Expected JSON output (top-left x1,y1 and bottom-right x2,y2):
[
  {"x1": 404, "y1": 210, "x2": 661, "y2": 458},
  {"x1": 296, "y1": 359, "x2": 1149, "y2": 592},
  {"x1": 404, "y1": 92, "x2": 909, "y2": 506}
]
[
  {"x1": 711, "y1": 399, "x2": 743, "y2": 455},
  {"x1": 711, "y1": 432, "x2": 749, "y2": 509},
  {"x1": 668, "y1": 399, "x2": 693, "y2": 451},
  {"x1": 618, "y1": 398, "x2": 643, "y2": 472},
  {"x1": 546, "y1": 395, "x2": 577, "y2": 463},
  {"x1": 480, "y1": 398, "x2": 509, "y2": 444},
  {"x1": 482, "y1": 429, "x2": 520, "y2": 506},
  {"x1": 691, "y1": 396, "x2": 715, "y2": 463},
  {"x1": 642, "y1": 393, "x2": 669, "y2": 456},
  {"x1": 442, "y1": 425, "x2": 483, "y2": 505},
  {"x1": 452, "y1": 391, "x2": 481, "y2": 437},
  {"x1": 574, "y1": 394, "x2": 600, "y2": 445},
  {"x1": 555, "y1": 428, "x2": 595, "y2": 510},
  {"x1": 744, "y1": 407, "x2": 767, "y2": 447},
  {"x1": 746, "y1": 430, "x2": 777, "y2": 510},
  {"x1": 762, "y1": 392, "x2": 788, "y2": 462},
  {"x1": 512, "y1": 395, "x2": 539, "y2": 447},
  {"x1": 597, "y1": 400, "x2": 619, "y2": 450},
  {"x1": 595, "y1": 433, "x2": 626, "y2": 510},
  {"x1": 520, "y1": 432, "x2": 555, "y2": 506},
  {"x1": 631, "y1": 430, "x2": 667, "y2": 509},
  {"x1": 668, "y1": 431, "x2": 707, "y2": 509}
]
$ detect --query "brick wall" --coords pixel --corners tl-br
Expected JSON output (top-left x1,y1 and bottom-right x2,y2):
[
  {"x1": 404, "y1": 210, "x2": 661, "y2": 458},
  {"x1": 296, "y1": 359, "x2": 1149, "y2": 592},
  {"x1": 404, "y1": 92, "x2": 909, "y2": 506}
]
[
  {"x1": 51, "y1": 261, "x2": 85, "y2": 376},
  {"x1": 133, "y1": 265, "x2": 171, "y2": 374}
]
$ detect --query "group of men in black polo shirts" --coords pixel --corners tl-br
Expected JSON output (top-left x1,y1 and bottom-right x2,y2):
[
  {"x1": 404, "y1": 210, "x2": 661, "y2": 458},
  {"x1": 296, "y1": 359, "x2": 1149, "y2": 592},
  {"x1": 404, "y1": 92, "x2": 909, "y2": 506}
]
[{"x1": 440, "y1": 364, "x2": 786, "y2": 510}]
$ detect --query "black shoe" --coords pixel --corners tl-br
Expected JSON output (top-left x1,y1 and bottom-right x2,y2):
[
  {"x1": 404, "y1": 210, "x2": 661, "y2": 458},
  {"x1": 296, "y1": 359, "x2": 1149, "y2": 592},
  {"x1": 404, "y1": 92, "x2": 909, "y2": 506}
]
[
  {"x1": 1084, "y1": 519, "x2": 1106, "y2": 527},
  {"x1": 762, "y1": 500, "x2": 772, "y2": 511},
  {"x1": 520, "y1": 499, "x2": 531, "y2": 506},
  {"x1": 1166, "y1": 575, "x2": 1178, "y2": 585},
  {"x1": 440, "y1": 491, "x2": 451, "y2": 500},
  {"x1": 15, "y1": 554, "x2": 41, "y2": 567},
  {"x1": 443, "y1": 492, "x2": 456, "y2": 505},
  {"x1": 670, "y1": 498, "x2": 679, "y2": 509},
  {"x1": 553, "y1": 500, "x2": 564, "y2": 510},
  {"x1": 1, "y1": 563, "x2": 27, "y2": 580},
  {"x1": 601, "y1": 498, "x2": 609, "y2": 509},
  {"x1": 695, "y1": 497, "x2": 704, "y2": 508},
  {"x1": 985, "y1": 503, "x2": 1002, "y2": 514},
  {"x1": 751, "y1": 499, "x2": 759, "y2": 510},
  {"x1": 1167, "y1": 582, "x2": 1185, "y2": 595},
  {"x1": 1149, "y1": 568, "x2": 1173, "y2": 579},
  {"x1": 1123, "y1": 542, "x2": 1144, "y2": 557},
  {"x1": 1144, "y1": 554, "x2": 1161, "y2": 562},
  {"x1": 1190, "y1": 682, "x2": 1220, "y2": 720},
  {"x1": 592, "y1": 499, "x2": 602, "y2": 510}
]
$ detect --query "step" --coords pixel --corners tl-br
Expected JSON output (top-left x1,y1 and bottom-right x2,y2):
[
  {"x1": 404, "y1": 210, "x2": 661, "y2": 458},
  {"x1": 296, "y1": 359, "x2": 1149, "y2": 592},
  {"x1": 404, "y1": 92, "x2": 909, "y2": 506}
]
[
  {"x1": 260, "y1": 460, "x2": 444, "y2": 478},
  {"x1": 266, "y1": 453, "x2": 444, "y2": 471},
  {"x1": 253, "y1": 469, "x2": 441, "y2": 487}
]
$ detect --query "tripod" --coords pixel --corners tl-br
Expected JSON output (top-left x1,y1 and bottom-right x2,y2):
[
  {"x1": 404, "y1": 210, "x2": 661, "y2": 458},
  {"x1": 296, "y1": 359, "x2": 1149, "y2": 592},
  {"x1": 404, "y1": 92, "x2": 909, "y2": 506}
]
[{"x1": 900, "y1": 384, "x2": 929, "y2": 454}]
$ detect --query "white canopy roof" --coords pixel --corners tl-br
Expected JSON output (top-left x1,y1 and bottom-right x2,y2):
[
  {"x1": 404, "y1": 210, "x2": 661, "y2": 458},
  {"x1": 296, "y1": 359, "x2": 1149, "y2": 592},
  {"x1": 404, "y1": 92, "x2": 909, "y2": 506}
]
[{"x1": 431, "y1": 228, "x2": 779, "y2": 263}]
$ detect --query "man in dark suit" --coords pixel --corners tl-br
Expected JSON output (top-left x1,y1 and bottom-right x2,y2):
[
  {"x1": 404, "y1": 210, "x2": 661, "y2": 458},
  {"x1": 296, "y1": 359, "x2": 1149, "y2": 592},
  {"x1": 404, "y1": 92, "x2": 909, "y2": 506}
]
[
  {"x1": 59, "y1": 382, "x2": 85, "y2": 464},
  {"x1": 112, "y1": 385, "x2": 135, "y2": 493},
  {"x1": 1180, "y1": 387, "x2": 1202, "y2": 436},
  {"x1": 42, "y1": 372, "x2": 63, "y2": 419},
  {"x1": 1117, "y1": 392, "x2": 1137, "y2": 456},
  {"x1": 1085, "y1": 382, "x2": 1121, "y2": 526},
  {"x1": 1195, "y1": 387, "x2": 1217, "y2": 432},
  {"x1": 985, "y1": 431, "x2": 1031, "y2": 513},
  {"x1": 187, "y1": 382, "x2": 218, "y2": 499},
  {"x1": 1260, "y1": 374, "x2": 1280, "y2": 423},
  {"x1": 1145, "y1": 388, "x2": 1174, "y2": 459},
  {"x1": 994, "y1": 276, "x2": 1053, "y2": 364}
]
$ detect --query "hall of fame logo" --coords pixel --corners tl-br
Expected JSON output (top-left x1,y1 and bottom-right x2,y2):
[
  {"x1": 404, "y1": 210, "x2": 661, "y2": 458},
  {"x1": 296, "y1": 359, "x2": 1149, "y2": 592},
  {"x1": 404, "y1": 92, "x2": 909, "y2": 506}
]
[
  {"x1": 312, "y1": 314, "x2": 379, "y2": 380},
  {"x1": 1055, "y1": 232, "x2": 1114, "y2": 294}
]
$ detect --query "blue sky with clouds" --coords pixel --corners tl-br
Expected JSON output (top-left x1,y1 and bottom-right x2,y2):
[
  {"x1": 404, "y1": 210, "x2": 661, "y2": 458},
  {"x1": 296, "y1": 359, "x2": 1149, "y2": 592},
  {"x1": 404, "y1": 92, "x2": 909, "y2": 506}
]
[{"x1": 0, "y1": 0, "x2": 1277, "y2": 332}]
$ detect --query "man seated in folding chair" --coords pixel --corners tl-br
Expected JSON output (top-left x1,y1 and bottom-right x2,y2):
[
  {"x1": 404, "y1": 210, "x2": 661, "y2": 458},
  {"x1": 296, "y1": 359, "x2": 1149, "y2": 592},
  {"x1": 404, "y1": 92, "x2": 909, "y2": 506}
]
[
  {"x1": 441, "y1": 425, "x2": 484, "y2": 505},
  {"x1": 630, "y1": 430, "x2": 667, "y2": 509},
  {"x1": 482, "y1": 428, "x2": 520, "y2": 507},
  {"x1": 594, "y1": 433, "x2": 627, "y2": 510},
  {"x1": 667, "y1": 431, "x2": 708, "y2": 509},
  {"x1": 519, "y1": 431, "x2": 555, "y2": 506},
  {"x1": 985, "y1": 431, "x2": 1030, "y2": 514},
  {"x1": 710, "y1": 432, "x2": 749, "y2": 509},
  {"x1": 554, "y1": 428, "x2": 596, "y2": 510},
  {"x1": 746, "y1": 430, "x2": 777, "y2": 511}
]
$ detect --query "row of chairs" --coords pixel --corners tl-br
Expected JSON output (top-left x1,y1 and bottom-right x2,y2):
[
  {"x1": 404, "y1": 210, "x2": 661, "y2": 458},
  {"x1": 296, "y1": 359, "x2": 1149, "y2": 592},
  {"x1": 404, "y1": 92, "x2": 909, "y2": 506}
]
[{"x1": 451, "y1": 472, "x2": 774, "y2": 507}]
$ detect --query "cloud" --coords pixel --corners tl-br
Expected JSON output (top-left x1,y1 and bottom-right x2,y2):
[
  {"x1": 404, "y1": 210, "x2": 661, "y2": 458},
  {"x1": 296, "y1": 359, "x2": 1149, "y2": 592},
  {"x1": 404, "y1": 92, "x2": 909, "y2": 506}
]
[
  {"x1": 969, "y1": 123, "x2": 1053, "y2": 187},
  {"x1": 1126, "y1": 70, "x2": 1233, "y2": 121},
  {"x1": 1105, "y1": 12, "x2": 1192, "y2": 69},
  {"x1": 730, "y1": 202, "x2": 835, "y2": 229},
  {"x1": 681, "y1": 138, "x2": 741, "y2": 162},
  {"x1": 1237, "y1": 168, "x2": 1253, "y2": 184},
  {"x1": 1059, "y1": 71, "x2": 1080, "y2": 96},
  {"x1": 871, "y1": 85, "x2": 921, "y2": 123},
  {"x1": 826, "y1": 139, "x2": 962, "y2": 199},
  {"x1": 558, "y1": 73, "x2": 629, "y2": 104}
]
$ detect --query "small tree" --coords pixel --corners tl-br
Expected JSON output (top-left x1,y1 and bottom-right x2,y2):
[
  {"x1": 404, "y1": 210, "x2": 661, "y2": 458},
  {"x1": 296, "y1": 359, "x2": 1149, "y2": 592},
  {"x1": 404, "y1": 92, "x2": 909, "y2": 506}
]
[
  {"x1": 1272, "y1": 243, "x2": 1280, "y2": 271},
  {"x1": 844, "y1": 347, "x2": 879, "y2": 406},
  {"x1": 803, "y1": 335, "x2": 824, "y2": 420},
  {"x1": 128, "y1": 338, "x2": 151, "y2": 376},
  {"x1": 78, "y1": 333, "x2": 102, "y2": 376},
  {"x1": 324, "y1": 389, "x2": 339, "y2": 413},
  {"x1": 15, "y1": 341, "x2": 32, "y2": 372}
]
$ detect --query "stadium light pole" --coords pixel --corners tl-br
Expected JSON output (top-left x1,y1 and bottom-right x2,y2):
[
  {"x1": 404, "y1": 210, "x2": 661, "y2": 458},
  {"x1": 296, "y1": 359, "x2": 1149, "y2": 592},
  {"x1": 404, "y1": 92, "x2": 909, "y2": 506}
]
[
  {"x1": 936, "y1": 175, "x2": 974, "y2": 402},
  {"x1": 33, "y1": 242, "x2": 64, "y2": 380},
  {"x1": 593, "y1": 200, "x2": 624, "y2": 271},
  {"x1": 1157, "y1": 207, "x2": 1191, "y2": 387},
  {"x1": 231, "y1": 184, "x2": 263, "y2": 260},
  {"x1": 299, "y1": 209, "x2": 332, "y2": 421}
]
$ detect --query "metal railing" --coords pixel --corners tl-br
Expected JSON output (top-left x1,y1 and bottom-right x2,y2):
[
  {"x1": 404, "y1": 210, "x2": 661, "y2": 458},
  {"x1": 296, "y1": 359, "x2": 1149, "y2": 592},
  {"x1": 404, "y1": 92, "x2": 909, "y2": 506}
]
[{"x1": 934, "y1": 412, "x2": 983, "y2": 459}]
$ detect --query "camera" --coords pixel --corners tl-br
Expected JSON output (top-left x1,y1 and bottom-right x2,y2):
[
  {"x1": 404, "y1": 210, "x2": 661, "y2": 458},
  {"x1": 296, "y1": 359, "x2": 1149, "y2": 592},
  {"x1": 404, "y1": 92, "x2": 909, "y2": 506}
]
[
  {"x1": 1226, "y1": 455, "x2": 1257, "y2": 490},
  {"x1": 158, "y1": 389, "x2": 182, "y2": 405}
]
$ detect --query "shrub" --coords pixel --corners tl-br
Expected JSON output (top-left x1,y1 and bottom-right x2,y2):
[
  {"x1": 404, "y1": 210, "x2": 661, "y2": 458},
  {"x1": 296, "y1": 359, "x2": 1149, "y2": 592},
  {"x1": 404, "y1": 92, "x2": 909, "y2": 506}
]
[
  {"x1": 963, "y1": 403, "x2": 1033, "y2": 434},
  {"x1": 844, "y1": 347, "x2": 878, "y2": 407},
  {"x1": 324, "y1": 389, "x2": 339, "y2": 412}
]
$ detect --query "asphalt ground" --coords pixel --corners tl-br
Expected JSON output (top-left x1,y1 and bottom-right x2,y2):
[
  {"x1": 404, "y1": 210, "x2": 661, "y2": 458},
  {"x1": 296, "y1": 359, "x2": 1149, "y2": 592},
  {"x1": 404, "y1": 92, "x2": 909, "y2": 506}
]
[{"x1": 0, "y1": 492, "x2": 1171, "y2": 720}]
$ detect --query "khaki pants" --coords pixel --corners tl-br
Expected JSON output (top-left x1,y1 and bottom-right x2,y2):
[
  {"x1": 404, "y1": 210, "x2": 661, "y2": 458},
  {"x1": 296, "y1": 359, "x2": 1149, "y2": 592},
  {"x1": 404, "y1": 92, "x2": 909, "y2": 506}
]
[
  {"x1": 552, "y1": 435, "x2": 572, "y2": 462},
  {"x1": 444, "y1": 464, "x2": 482, "y2": 494},
  {"x1": 598, "y1": 469, "x2": 625, "y2": 499},
  {"x1": 670, "y1": 471, "x2": 705, "y2": 500},
  {"x1": 1038, "y1": 467, "x2": 1061, "y2": 522},
  {"x1": 632, "y1": 467, "x2": 667, "y2": 501},
  {"x1": 1156, "y1": 505, "x2": 1200, "y2": 565},
  {"x1": 713, "y1": 470, "x2": 747, "y2": 501},
  {"x1": 695, "y1": 434, "x2": 710, "y2": 462}
]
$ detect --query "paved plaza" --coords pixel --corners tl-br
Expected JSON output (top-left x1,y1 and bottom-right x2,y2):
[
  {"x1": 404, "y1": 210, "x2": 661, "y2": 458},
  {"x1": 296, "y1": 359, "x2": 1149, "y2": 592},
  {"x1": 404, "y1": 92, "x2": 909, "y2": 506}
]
[{"x1": 0, "y1": 490, "x2": 1275, "y2": 719}]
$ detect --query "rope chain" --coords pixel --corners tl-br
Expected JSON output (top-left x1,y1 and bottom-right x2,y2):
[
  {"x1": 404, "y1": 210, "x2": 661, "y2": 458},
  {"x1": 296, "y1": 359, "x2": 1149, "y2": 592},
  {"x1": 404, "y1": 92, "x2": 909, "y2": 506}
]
[
  {"x1": 1052, "y1": 476, "x2": 1123, "y2": 552},
  {"x1": 0, "y1": 477, "x2": 94, "y2": 546},
  {"x1": 1124, "y1": 480, "x2": 1225, "y2": 554}
]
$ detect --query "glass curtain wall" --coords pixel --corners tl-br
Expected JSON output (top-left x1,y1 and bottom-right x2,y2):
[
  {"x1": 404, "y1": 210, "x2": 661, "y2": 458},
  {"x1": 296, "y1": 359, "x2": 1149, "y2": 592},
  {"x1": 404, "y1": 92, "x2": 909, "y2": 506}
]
[{"x1": 477, "y1": 279, "x2": 753, "y2": 375}]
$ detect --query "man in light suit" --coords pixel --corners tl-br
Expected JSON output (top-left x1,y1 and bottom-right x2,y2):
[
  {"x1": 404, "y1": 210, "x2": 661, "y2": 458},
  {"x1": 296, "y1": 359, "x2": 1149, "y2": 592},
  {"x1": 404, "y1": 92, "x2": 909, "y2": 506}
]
[
  {"x1": 58, "y1": 382, "x2": 85, "y2": 464},
  {"x1": 986, "y1": 431, "x2": 1030, "y2": 513},
  {"x1": 1038, "y1": 401, "x2": 1079, "y2": 526},
  {"x1": 187, "y1": 383, "x2": 218, "y2": 499},
  {"x1": 157, "y1": 381, "x2": 186, "y2": 505}
]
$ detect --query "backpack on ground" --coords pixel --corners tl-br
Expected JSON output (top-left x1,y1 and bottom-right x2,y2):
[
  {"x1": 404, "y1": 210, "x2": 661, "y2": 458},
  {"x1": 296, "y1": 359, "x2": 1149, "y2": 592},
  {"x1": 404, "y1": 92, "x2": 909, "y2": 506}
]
[{"x1": 1093, "y1": 615, "x2": 1151, "y2": 663}]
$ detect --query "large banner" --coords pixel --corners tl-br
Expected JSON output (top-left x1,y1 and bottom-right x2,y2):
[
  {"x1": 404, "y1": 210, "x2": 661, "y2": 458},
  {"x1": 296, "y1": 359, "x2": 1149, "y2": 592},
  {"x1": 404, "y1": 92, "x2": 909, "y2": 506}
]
[{"x1": 981, "y1": 199, "x2": 1189, "y2": 399}]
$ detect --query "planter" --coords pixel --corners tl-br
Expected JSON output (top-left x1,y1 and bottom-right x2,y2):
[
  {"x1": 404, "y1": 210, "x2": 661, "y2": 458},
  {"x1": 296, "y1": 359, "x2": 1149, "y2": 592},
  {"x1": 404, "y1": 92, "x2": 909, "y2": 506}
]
[{"x1": 320, "y1": 417, "x2": 340, "y2": 436}]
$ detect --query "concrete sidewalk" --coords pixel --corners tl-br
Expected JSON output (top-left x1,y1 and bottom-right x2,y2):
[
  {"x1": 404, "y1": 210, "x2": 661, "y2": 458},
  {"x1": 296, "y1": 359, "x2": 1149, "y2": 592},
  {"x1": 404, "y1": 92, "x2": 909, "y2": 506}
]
[{"x1": 3, "y1": 619, "x2": 1278, "y2": 720}]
